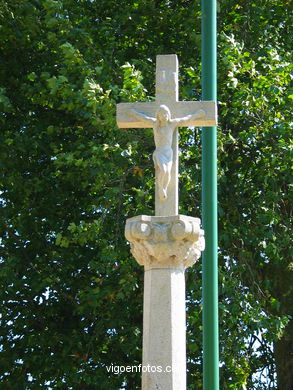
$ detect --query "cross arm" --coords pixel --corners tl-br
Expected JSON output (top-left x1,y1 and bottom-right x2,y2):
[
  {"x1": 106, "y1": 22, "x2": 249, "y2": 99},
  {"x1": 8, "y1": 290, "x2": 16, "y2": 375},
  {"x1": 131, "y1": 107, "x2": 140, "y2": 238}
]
[
  {"x1": 117, "y1": 102, "x2": 158, "y2": 128},
  {"x1": 171, "y1": 101, "x2": 217, "y2": 127},
  {"x1": 117, "y1": 100, "x2": 217, "y2": 128}
]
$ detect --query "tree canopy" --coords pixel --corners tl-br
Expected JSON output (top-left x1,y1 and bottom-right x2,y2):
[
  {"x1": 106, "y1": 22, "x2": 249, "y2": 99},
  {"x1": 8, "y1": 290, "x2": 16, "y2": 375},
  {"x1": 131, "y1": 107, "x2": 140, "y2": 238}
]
[{"x1": 0, "y1": 0, "x2": 292, "y2": 389}]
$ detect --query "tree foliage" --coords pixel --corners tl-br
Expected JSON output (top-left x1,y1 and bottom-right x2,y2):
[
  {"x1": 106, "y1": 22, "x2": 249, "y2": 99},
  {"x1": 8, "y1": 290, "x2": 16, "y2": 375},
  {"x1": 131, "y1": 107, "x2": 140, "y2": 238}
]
[{"x1": 0, "y1": 0, "x2": 292, "y2": 389}]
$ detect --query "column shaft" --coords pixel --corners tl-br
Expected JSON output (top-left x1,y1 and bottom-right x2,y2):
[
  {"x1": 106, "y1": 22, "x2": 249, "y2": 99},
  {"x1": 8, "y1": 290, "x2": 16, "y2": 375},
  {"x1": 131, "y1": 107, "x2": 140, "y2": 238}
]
[{"x1": 142, "y1": 268, "x2": 186, "y2": 390}]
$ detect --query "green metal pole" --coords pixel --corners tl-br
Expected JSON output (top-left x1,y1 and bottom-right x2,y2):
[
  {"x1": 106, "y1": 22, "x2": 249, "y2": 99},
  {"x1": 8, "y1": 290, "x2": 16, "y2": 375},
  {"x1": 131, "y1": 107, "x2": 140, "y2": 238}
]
[{"x1": 201, "y1": 0, "x2": 219, "y2": 389}]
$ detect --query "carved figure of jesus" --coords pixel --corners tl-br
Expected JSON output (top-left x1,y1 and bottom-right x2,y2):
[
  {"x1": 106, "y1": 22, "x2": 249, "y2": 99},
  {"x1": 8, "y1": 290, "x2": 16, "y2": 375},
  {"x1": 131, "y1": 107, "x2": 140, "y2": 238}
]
[{"x1": 130, "y1": 105, "x2": 205, "y2": 201}]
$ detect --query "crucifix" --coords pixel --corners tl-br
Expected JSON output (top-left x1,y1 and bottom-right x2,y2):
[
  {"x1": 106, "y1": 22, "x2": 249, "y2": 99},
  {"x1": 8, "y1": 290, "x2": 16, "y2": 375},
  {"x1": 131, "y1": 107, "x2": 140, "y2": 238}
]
[
  {"x1": 117, "y1": 55, "x2": 217, "y2": 390},
  {"x1": 117, "y1": 54, "x2": 216, "y2": 216}
]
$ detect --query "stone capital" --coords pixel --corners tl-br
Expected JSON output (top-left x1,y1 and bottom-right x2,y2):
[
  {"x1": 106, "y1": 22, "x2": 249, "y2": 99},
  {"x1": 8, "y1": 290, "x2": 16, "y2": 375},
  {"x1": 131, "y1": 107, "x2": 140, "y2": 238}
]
[{"x1": 125, "y1": 215, "x2": 205, "y2": 270}]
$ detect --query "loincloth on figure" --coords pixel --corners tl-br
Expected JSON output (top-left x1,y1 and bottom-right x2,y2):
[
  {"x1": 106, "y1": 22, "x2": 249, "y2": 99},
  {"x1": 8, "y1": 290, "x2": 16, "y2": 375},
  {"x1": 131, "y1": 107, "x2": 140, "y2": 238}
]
[{"x1": 153, "y1": 146, "x2": 173, "y2": 173}]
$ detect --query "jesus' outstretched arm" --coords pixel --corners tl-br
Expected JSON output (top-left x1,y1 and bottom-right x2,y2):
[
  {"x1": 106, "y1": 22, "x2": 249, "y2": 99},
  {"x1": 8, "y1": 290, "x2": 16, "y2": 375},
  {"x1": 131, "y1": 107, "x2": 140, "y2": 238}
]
[
  {"x1": 171, "y1": 109, "x2": 206, "y2": 126},
  {"x1": 129, "y1": 109, "x2": 156, "y2": 125}
]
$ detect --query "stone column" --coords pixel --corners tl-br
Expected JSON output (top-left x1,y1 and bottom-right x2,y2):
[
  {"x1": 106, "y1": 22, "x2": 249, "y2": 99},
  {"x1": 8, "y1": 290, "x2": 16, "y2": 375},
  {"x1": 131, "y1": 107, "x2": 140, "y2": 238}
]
[{"x1": 125, "y1": 215, "x2": 205, "y2": 390}]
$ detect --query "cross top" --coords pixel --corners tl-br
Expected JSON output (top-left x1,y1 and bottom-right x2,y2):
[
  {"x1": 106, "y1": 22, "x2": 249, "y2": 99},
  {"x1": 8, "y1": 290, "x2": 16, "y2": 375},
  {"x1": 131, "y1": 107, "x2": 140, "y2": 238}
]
[{"x1": 117, "y1": 54, "x2": 217, "y2": 216}]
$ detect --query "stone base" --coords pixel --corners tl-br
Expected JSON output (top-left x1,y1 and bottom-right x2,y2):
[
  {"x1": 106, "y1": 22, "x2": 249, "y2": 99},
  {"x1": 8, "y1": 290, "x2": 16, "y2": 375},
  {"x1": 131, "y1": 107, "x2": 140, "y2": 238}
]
[{"x1": 125, "y1": 214, "x2": 205, "y2": 389}]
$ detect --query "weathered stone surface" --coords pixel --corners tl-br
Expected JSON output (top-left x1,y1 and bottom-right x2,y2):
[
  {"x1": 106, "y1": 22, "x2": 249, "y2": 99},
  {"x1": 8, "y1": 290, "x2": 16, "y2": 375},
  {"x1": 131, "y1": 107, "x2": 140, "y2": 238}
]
[
  {"x1": 118, "y1": 54, "x2": 212, "y2": 390},
  {"x1": 125, "y1": 214, "x2": 205, "y2": 270}
]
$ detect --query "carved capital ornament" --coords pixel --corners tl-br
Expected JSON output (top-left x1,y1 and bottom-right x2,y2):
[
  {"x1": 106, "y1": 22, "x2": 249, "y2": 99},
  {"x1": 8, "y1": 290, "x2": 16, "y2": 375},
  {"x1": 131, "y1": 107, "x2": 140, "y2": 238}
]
[{"x1": 125, "y1": 215, "x2": 205, "y2": 270}]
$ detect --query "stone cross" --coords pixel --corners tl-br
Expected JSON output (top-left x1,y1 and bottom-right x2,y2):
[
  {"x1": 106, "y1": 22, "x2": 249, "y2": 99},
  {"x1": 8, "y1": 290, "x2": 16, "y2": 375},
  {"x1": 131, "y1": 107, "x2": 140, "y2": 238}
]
[
  {"x1": 117, "y1": 55, "x2": 217, "y2": 390},
  {"x1": 117, "y1": 54, "x2": 216, "y2": 216}
]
